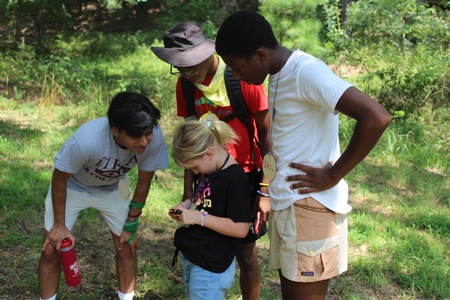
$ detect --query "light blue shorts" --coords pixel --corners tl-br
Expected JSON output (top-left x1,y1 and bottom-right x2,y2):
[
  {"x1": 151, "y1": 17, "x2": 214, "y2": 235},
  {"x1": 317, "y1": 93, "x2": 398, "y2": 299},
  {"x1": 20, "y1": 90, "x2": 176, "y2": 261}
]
[
  {"x1": 182, "y1": 256, "x2": 235, "y2": 300},
  {"x1": 44, "y1": 186, "x2": 130, "y2": 236}
]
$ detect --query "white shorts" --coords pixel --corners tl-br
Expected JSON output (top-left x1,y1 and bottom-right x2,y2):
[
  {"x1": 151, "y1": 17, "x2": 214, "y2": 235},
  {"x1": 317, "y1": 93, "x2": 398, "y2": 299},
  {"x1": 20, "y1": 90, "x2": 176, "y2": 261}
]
[
  {"x1": 44, "y1": 186, "x2": 131, "y2": 236},
  {"x1": 268, "y1": 197, "x2": 348, "y2": 282}
]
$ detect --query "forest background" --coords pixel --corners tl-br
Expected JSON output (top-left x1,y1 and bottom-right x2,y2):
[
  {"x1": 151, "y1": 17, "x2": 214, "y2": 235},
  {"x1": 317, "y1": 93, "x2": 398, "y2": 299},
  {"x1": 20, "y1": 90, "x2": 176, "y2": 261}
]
[{"x1": 0, "y1": 0, "x2": 449, "y2": 299}]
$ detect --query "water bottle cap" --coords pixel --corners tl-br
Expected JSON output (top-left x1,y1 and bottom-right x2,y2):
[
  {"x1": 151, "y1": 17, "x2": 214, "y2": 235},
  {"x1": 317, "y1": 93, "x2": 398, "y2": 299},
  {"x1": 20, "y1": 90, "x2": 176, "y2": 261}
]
[
  {"x1": 61, "y1": 238, "x2": 72, "y2": 247},
  {"x1": 60, "y1": 238, "x2": 74, "y2": 252}
]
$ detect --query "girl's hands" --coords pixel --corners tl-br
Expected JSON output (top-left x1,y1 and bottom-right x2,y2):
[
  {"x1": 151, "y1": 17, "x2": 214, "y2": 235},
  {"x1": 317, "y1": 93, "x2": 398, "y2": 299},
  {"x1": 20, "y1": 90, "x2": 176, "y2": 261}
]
[{"x1": 168, "y1": 204, "x2": 202, "y2": 226}]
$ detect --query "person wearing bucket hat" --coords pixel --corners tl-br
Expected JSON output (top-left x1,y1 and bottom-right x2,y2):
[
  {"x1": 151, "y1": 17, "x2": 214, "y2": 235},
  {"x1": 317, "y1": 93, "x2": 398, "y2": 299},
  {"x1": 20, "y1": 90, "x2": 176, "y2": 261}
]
[
  {"x1": 152, "y1": 22, "x2": 216, "y2": 68},
  {"x1": 152, "y1": 22, "x2": 271, "y2": 300}
]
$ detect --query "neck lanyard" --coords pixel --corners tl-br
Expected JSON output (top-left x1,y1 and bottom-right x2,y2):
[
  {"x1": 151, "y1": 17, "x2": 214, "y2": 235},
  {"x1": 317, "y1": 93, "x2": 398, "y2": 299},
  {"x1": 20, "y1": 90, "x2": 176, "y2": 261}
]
[
  {"x1": 268, "y1": 47, "x2": 287, "y2": 148},
  {"x1": 263, "y1": 47, "x2": 287, "y2": 182}
]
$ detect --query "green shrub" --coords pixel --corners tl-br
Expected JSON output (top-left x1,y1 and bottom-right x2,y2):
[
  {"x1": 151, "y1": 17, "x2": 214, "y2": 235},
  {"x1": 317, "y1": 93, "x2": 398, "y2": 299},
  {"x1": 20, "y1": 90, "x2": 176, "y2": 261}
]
[
  {"x1": 323, "y1": 0, "x2": 450, "y2": 114},
  {"x1": 261, "y1": 0, "x2": 328, "y2": 57}
]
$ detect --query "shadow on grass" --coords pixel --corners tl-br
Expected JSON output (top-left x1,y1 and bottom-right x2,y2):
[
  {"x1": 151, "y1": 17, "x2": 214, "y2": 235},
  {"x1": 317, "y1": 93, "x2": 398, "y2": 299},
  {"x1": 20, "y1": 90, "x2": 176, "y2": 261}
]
[
  {"x1": 346, "y1": 159, "x2": 450, "y2": 299},
  {"x1": 0, "y1": 126, "x2": 51, "y2": 298}
]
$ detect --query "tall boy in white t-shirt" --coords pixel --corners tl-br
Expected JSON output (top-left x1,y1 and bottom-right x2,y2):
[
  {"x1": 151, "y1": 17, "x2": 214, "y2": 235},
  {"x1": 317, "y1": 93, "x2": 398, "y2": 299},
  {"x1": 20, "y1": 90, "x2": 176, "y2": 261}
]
[{"x1": 216, "y1": 11, "x2": 391, "y2": 299}]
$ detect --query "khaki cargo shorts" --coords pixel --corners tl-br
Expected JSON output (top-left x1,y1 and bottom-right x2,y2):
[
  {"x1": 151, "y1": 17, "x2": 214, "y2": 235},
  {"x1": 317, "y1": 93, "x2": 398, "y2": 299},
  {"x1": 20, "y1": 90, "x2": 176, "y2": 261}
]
[{"x1": 268, "y1": 197, "x2": 348, "y2": 282}]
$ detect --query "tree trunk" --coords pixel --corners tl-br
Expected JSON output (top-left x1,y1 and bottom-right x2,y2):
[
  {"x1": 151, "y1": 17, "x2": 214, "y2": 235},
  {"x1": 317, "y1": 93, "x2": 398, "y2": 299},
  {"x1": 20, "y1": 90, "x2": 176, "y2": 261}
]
[
  {"x1": 135, "y1": 0, "x2": 161, "y2": 29},
  {"x1": 237, "y1": 0, "x2": 260, "y2": 11},
  {"x1": 14, "y1": 0, "x2": 24, "y2": 49},
  {"x1": 135, "y1": 1, "x2": 148, "y2": 29},
  {"x1": 340, "y1": 0, "x2": 353, "y2": 23}
]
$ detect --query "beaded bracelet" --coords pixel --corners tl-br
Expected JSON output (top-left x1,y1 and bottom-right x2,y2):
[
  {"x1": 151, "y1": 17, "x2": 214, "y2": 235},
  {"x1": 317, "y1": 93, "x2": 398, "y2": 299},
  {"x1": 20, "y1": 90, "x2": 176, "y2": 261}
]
[
  {"x1": 256, "y1": 190, "x2": 270, "y2": 197},
  {"x1": 200, "y1": 211, "x2": 208, "y2": 227}
]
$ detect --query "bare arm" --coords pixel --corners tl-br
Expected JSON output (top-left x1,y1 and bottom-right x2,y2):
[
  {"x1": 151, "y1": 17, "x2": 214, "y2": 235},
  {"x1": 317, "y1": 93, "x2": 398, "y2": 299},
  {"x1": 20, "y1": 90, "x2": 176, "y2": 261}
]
[
  {"x1": 181, "y1": 169, "x2": 195, "y2": 202},
  {"x1": 43, "y1": 168, "x2": 73, "y2": 251},
  {"x1": 253, "y1": 109, "x2": 271, "y2": 221},
  {"x1": 128, "y1": 169, "x2": 154, "y2": 216},
  {"x1": 118, "y1": 169, "x2": 154, "y2": 256},
  {"x1": 287, "y1": 86, "x2": 391, "y2": 193},
  {"x1": 171, "y1": 205, "x2": 250, "y2": 238}
]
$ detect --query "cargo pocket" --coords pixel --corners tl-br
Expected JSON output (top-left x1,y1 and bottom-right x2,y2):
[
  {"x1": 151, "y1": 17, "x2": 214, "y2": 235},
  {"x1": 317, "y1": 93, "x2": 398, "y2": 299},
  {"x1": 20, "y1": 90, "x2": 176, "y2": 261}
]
[
  {"x1": 294, "y1": 198, "x2": 340, "y2": 281},
  {"x1": 296, "y1": 236, "x2": 339, "y2": 280}
]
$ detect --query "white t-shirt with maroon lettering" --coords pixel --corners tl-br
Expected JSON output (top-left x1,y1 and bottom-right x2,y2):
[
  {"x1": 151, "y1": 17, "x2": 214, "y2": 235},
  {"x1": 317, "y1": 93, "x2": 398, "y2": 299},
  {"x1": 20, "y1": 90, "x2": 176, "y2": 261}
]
[{"x1": 54, "y1": 117, "x2": 169, "y2": 192}]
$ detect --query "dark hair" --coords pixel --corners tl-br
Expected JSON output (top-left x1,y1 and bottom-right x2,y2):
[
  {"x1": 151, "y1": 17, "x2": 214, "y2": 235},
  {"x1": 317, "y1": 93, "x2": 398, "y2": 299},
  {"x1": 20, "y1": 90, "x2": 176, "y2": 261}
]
[
  {"x1": 107, "y1": 92, "x2": 161, "y2": 138},
  {"x1": 216, "y1": 11, "x2": 278, "y2": 59}
]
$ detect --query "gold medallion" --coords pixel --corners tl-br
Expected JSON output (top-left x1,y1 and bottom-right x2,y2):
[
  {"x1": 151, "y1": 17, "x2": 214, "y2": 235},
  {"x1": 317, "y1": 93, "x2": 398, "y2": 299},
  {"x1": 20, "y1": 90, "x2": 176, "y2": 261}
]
[
  {"x1": 199, "y1": 112, "x2": 219, "y2": 123},
  {"x1": 262, "y1": 153, "x2": 276, "y2": 181},
  {"x1": 118, "y1": 179, "x2": 131, "y2": 200}
]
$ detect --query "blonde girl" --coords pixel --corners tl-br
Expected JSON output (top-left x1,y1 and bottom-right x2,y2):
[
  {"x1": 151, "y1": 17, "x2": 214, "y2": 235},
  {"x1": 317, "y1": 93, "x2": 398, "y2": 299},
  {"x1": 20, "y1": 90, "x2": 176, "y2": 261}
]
[{"x1": 170, "y1": 120, "x2": 252, "y2": 300}]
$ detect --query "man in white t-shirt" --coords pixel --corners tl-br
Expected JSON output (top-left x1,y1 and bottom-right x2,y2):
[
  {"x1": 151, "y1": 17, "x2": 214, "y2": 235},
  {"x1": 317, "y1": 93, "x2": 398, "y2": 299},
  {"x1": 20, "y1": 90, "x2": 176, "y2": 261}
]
[
  {"x1": 37, "y1": 92, "x2": 169, "y2": 300},
  {"x1": 216, "y1": 11, "x2": 391, "y2": 300}
]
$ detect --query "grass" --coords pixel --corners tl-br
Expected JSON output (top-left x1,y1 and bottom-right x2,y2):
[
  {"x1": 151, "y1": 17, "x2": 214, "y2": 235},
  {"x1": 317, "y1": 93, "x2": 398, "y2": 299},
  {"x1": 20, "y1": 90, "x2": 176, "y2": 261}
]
[
  {"x1": 1, "y1": 38, "x2": 449, "y2": 299},
  {"x1": 1, "y1": 93, "x2": 449, "y2": 300}
]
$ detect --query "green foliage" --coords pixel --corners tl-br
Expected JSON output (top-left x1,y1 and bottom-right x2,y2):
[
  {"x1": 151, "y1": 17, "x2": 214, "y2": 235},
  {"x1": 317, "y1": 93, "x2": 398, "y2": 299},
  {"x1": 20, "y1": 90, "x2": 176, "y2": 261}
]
[
  {"x1": 0, "y1": 31, "x2": 177, "y2": 113},
  {"x1": 322, "y1": 0, "x2": 348, "y2": 54},
  {"x1": 366, "y1": 54, "x2": 449, "y2": 113},
  {"x1": 323, "y1": 0, "x2": 450, "y2": 114},
  {"x1": 1, "y1": 2, "x2": 450, "y2": 298},
  {"x1": 1, "y1": 0, "x2": 72, "y2": 51},
  {"x1": 260, "y1": 0, "x2": 328, "y2": 56},
  {"x1": 2, "y1": 93, "x2": 449, "y2": 299},
  {"x1": 149, "y1": 0, "x2": 229, "y2": 33},
  {"x1": 345, "y1": 0, "x2": 449, "y2": 50}
]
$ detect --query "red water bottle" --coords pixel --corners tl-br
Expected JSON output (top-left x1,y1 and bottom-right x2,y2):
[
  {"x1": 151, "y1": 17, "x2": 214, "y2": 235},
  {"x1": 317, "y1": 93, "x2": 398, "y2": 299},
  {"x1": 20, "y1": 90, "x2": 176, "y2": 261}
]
[{"x1": 60, "y1": 238, "x2": 81, "y2": 286}]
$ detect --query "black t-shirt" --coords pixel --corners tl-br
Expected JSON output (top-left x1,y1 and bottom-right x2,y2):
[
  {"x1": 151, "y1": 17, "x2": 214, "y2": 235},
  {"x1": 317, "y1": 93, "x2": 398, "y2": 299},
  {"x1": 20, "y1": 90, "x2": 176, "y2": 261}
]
[{"x1": 174, "y1": 164, "x2": 252, "y2": 273}]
